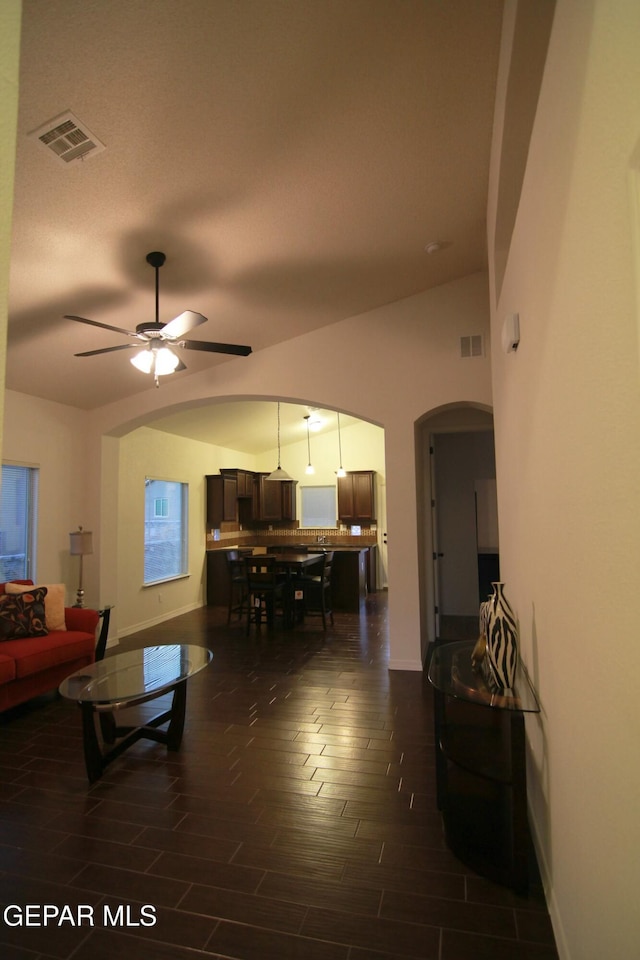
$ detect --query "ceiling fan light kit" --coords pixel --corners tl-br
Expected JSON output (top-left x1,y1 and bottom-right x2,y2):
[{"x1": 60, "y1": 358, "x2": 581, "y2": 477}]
[
  {"x1": 67, "y1": 251, "x2": 252, "y2": 387},
  {"x1": 130, "y1": 344, "x2": 180, "y2": 376}
]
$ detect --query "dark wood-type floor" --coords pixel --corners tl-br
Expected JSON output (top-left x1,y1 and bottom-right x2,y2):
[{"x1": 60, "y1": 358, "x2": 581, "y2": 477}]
[{"x1": 0, "y1": 594, "x2": 558, "y2": 959}]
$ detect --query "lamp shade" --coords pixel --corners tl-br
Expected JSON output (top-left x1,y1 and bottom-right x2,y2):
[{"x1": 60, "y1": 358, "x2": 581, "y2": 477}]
[
  {"x1": 267, "y1": 466, "x2": 293, "y2": 481},
  {"x1": 154, "y1": 347, "x2": 180, "y2": 375},
  {"x1": 131, "y1": 345, "x2": 180, "y2": 375},
  {"x1": 130, "y1": 349, "x2": 154, "y2": 373},
  {"x1": 69, "y1": 527, "x2": 93, "y2": 556}
]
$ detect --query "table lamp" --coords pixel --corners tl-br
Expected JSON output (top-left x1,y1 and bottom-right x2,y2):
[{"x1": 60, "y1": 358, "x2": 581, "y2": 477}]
[{"x1": 69, "y1": 525, "x2": 93, "y2": 607}]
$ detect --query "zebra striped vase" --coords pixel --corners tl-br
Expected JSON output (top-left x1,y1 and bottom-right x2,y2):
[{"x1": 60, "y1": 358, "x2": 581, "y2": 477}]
[{"x1": 485, "y1": 582, "x2": 518, "y2": 690}]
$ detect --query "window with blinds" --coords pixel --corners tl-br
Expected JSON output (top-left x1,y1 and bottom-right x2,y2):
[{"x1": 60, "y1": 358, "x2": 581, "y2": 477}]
[
  {"x1": 300, "y1": 485, "x2": 337, "y2": 528},
  {"x1": 143, "y1": 478, "x2": 188, "y2": 584},
  {"x1": 0, "y1": 464, "x2": 39, "y2": 581}
]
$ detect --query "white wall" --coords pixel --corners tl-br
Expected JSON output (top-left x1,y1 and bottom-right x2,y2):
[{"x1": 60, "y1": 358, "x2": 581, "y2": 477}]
[
  {"x1": 2, "y1": 390, "x2": 90, "y2": 600},
  {"x1": 488, "y1": 2, "x2": 640, "y2": 957}
]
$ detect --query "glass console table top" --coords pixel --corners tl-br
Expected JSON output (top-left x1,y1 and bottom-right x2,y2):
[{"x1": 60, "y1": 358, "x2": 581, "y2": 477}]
[
  {"x1": 428, "y1": 640, "x2": 540, "y2": 713},
  {"x1": 60, "y1": 643, "x2": 212, "y2": 708}
]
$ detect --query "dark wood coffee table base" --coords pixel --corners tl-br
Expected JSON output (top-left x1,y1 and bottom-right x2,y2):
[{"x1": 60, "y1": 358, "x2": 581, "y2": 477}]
[{"x1": 80, "y1": 679, "x2": 187, "y2": 783}]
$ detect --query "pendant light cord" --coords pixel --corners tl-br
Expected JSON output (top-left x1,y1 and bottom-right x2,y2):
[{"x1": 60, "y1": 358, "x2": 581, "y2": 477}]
[{"x1": 277, "y1": 402, "x2": 282, "y2": 468}]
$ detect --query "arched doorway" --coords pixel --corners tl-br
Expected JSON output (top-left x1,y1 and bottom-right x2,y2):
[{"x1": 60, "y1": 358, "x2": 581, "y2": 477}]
[
  {"x1": 99, "y1": 396, "x2": 386, "y2": 641},
  {"x1": 415, "y1": 403, "x2": 495, "y2": 659}
]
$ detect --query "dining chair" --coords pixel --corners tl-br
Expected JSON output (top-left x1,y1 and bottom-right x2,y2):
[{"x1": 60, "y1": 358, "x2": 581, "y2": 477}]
[
  {"x1": 244, "y1": 555, "x2": 285, "y2": 633},
  {"x1": 226, "y1": 549, "x2": 249, "y2": 624},
  {"x1": 301, "y1": 551, "x2": 334, "y2": 629}
]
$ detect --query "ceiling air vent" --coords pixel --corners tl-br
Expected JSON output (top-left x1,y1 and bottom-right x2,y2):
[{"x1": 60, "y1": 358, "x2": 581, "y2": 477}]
[
  {"x1": 29, "y1": 111, "x2": 105, "y2": 165},
  {"x1": 460, "y1": 335, "x2": 484, "y2": 359}
]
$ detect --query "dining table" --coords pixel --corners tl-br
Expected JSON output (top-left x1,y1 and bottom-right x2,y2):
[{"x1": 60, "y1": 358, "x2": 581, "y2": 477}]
[{"x1": 264, "y1": 551, "x2": 325, "y2": 626}]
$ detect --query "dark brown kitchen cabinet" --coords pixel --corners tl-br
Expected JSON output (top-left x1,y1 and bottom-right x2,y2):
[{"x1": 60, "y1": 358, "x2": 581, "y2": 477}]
[
  {"x1": 221, "y1": 469, "x2": 254, "y2": 498},
  {"x1": 206, "y1": 474, "x2": 237, "y2": 526},
  {"x1": 253, "y1": 473, "x2": 297, "y2": 522},
  {"x1": 337, "y1": 470, "x2": 375, "y2": 523}
]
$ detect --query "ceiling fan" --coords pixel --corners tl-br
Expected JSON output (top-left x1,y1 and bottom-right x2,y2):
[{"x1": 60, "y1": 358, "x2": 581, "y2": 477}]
[{"x1": 67, "y1": 251, "x2": 252, "y2": 386}]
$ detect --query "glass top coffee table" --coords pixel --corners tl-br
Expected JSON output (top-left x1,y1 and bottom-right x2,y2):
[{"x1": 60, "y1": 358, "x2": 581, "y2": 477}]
[{"x1": 60, "y1": 644, "x2": 212, "y2": 783}]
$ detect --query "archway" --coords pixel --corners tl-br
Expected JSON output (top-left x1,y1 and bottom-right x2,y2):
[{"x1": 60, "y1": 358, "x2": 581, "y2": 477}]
[
  {"x1": 415, "y1": 403, "x2": 495, "y2": 662},
  {"x1": 98, "y1": 394, "x2": 386, "y2": 641}
]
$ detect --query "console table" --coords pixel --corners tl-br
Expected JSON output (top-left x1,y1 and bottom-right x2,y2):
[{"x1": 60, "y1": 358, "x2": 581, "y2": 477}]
[{"x1": 427, "y1": 640, "x2": 540, "y2": 892}]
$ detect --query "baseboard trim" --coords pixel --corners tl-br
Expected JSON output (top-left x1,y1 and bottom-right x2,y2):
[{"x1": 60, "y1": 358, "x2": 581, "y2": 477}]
[
  {"x1": 116, "y1": 601, "x2": 203, "y2": 640},
  {"x1": 388, "y1": 658, "x2": 424, "y2": 672},
  {"x1": 528, "y1": 803, "x2": 570, "y2": 960}
]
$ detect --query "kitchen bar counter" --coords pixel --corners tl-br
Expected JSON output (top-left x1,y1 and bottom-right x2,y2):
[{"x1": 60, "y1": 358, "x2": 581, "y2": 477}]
[{"x1": 205, "y1": 544, "x2": 376, "y2": 613}]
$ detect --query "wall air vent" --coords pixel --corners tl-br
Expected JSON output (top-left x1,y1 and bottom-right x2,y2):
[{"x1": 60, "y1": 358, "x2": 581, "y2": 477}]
[
  {"x1": 29, "y1": 111, "x2": 105, "y2": 165},
  {"x1": 460, "y1": 334, "x2": 484, "y2": 359}
]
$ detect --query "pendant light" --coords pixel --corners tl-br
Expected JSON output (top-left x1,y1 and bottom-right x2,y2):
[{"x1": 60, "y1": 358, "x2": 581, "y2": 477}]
[
  {"x1": 267, "y1": 402, "x2": 293, "y2": 480},
  {"x1": 304, "y1": 415, "x2": 315, "y2": 475},
  {"x1": 336, "y1": 412, "x2": 346, "y2": 477}
]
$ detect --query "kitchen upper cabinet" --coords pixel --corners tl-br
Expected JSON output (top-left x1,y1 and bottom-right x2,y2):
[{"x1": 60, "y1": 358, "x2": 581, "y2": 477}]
[
  {"x1": 337, "y1": 470, "x2": 376, "y2": 524},
  {"x1": 253, "y1": 473, "x2": 297, "y2": 522},
  {"x1": 206, "y1": 474, "x2": 237, "y2": 526},
  {"x1": 221, "y1": 469, "x2": 254, "y2": 498}
]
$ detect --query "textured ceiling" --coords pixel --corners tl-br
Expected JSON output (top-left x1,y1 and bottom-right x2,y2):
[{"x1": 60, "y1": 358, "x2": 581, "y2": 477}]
[{"x1": 7, "y1": 0, "x2": 503, "y2": 415}]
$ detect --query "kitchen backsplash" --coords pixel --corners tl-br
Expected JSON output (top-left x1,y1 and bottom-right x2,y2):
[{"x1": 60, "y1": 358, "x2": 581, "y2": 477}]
[{"x1": 206, "y1": 525, "x2": 377, "y2": 549}]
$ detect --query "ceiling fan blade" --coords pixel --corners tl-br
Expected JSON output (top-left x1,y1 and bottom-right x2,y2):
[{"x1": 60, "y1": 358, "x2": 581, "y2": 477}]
[
  {"x1": 180, "y1": 339, "x2": 252, "y2": 357},
  {"x1": 75, "y1": 343, "x2": 138, "y2": 357},
  {"x1": 161, "y1": 310, "x2": 207, "y2": 339},
  {"x1": 65, "y1": 314, "x2": 137, "y2": 337}
]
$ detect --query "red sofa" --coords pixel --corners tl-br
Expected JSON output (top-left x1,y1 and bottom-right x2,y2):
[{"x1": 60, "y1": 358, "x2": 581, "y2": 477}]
[{"x1": 0, "y1": 580, "x2": 99, "y2": 712}]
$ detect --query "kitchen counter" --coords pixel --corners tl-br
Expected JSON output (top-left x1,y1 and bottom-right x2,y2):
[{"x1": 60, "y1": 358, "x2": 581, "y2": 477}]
[{"x1": 205, "y1": 543, "x2": 377, "y2": 612}]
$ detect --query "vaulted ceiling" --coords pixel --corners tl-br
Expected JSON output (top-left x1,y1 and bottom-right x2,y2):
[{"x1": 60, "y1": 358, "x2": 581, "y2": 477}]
[{"x1": 7, "y1": 0, "x2": 503, "y2": 426}]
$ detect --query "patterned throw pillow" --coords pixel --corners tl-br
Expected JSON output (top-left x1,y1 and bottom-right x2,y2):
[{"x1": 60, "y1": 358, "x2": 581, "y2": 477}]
[
  {"x1": 0, "y1": 587, "x2": 49, "y2": 641},
  {"x1": 5, "y1": 582, "x2": 67, "y2": 631}
]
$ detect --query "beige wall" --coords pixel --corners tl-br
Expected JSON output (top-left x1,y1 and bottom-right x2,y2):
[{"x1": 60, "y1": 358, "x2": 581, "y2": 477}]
[
  {"x1": 488, "y1": 2, "x2": 640, "y2": 957},
  {"x1": 0, "y1": 1, "x2": 22, "y2": 459},
  {"x1": 255, "y1": 417, "x2": 387, "y2": 584},
  {"x1": 117, "y1": 428, "x2": 226, "y2": 635},
  {"x1": 2, "y1": 390, "x2": 90, "y2": 599}
]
